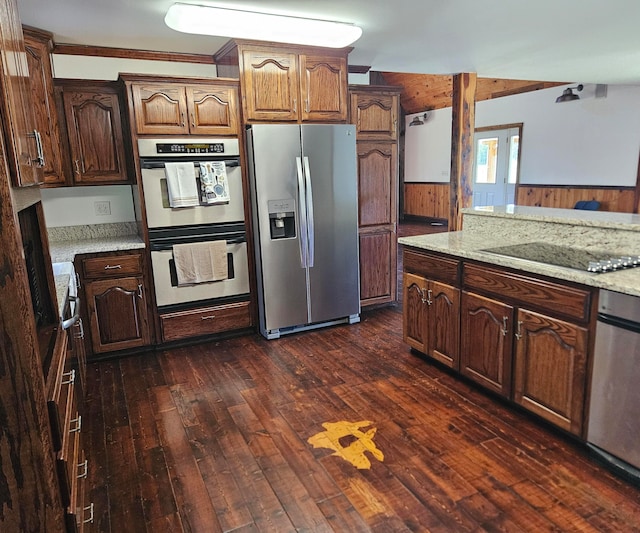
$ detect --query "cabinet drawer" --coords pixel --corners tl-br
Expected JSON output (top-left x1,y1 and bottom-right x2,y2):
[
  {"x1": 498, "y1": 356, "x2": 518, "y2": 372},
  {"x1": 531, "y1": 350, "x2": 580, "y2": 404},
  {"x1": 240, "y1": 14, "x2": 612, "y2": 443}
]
[
  {"x1": 57, "y1": 391, "x2": 80, "y2": 508},
  {"x1": 160, "y1": 301, "x2": 251, "y2": 342},
  {"x1": 403, "y1": 249, "x2": 460, "y2": 284},
  {"x1": 463, "y1": 263, "x2": 591, "y2": 322},
  {"x1": 81, "y1": 253, "x2": 143, "y2": 279}
]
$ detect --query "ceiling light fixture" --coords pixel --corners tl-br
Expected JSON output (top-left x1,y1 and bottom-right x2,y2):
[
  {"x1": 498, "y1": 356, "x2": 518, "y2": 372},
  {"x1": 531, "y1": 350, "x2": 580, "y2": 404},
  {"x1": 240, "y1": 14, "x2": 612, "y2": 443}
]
[
  {"x1": 164, "y1": 3, "x2": 363, "y2": 48},
  {"x1": 409, "y1": 112, "x2": 429, "y2": 126},
  {"x1": 555, "y1": 84, "x2": 584, "y2": 103}
]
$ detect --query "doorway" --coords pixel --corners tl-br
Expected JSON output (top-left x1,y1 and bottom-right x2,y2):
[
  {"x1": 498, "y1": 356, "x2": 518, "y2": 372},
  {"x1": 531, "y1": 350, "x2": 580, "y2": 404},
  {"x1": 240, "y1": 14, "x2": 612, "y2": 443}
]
[{"x1": 472, "y1": 124, "x2": 522, "y2": 207}]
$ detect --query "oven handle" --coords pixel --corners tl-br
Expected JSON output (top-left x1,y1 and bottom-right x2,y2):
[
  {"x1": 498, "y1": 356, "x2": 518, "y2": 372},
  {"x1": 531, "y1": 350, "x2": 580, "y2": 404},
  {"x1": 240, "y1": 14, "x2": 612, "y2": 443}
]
[
  {"x1": 141, "y1": 159, "x2": 240, "y2": 170},
  {"x1": 150, "y1": 236, "x2": 246, "y2": 251}
]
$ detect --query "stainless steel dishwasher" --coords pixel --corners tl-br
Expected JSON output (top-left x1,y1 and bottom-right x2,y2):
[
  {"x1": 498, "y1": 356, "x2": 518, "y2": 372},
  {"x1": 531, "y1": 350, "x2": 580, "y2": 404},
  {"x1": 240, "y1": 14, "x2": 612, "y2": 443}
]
[{"x1": 587, "y1": 289, "x2": 640, "y2": 482}]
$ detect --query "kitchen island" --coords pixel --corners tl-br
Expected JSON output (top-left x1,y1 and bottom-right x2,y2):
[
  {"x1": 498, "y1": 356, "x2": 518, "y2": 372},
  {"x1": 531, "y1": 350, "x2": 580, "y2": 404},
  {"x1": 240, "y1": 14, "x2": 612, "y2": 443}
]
[{"x1": 398, "y1": 205, "x2": 640, "y2": 442}]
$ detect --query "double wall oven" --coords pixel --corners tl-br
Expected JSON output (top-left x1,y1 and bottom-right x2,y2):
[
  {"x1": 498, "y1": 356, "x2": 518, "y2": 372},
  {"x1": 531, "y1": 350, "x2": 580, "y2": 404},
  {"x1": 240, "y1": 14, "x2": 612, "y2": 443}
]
[{"x1": 138, "y1": 138, "x2": 250, "y2": 313}]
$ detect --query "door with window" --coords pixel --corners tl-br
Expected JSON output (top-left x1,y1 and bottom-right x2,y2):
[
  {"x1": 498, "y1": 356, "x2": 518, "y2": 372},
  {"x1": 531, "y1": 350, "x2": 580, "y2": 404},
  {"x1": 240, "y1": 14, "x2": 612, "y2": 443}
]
[{"x1": 472, "y1": 125, "x2": 521, "y2": 207}]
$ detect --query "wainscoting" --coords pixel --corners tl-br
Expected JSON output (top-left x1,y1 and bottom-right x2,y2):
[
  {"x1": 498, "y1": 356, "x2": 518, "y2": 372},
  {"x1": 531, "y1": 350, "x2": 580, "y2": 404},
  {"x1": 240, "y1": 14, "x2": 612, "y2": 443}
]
[{"x1": 404, "y1": 182, "x2": 638, "y2": 219}]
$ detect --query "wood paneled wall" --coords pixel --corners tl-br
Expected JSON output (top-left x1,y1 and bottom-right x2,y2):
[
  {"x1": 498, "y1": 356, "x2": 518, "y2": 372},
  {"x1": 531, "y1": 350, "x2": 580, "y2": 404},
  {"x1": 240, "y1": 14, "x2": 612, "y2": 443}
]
[
  {"x1": 516, "y1": 185, "x2": 636, "y2": 213},
  {"x1": 404, "y1": 183, "x2": 450, "y2": 220},
  {"x1": 404, "y1": 183, "x2": 637, "y2": 219}
]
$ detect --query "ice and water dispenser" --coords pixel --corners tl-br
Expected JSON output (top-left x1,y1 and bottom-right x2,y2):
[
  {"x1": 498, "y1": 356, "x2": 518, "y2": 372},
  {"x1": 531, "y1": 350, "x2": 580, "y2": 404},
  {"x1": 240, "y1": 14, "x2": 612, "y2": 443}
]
[{"x1": 267, "y1": 199, "x2": 296, "y2": 240}]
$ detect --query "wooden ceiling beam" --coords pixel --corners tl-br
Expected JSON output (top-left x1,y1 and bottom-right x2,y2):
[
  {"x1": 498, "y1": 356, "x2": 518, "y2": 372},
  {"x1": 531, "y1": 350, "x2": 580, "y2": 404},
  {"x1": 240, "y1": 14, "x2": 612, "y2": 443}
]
[{"x1": 376, "y1": 71, "x2": 567, "y2": 114}]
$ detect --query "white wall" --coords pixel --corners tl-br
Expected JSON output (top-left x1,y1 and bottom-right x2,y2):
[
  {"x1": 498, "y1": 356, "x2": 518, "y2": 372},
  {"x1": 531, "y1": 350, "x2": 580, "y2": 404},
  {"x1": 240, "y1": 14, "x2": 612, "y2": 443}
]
[
  {"x1": 41, "y1": 185, "x2": 135, "y2": 227},
  {"x1": 52, "y1": 55, "x2": 217, "y2": 80},
  {"x1": 405, "y1": 83, "x2": 640, "y2": 187}
]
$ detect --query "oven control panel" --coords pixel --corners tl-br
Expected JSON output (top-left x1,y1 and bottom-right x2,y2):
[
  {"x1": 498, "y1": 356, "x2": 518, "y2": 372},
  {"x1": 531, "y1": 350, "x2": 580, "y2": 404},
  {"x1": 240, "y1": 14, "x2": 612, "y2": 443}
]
[{"x1": 156, "y1": 143, "x2": 225, "y2": 154}]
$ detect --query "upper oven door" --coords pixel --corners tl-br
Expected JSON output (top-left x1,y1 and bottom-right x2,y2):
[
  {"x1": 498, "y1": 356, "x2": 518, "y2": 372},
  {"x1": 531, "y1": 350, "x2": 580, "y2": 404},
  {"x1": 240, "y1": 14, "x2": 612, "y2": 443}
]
[{"x1": 141, "y1": 161, "x2": 245, "y2": 228}]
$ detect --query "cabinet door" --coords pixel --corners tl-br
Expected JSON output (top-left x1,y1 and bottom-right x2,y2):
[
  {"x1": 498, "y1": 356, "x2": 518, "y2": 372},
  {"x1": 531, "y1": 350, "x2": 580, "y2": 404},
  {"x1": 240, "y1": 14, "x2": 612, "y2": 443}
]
[
  {"x1": 357, "y1": 142, "x2": 397, "y2": 227},
  {"x1": 403, "y1": 272, "x2": 428, "y2": 352},
  {"x1": 84, "y1": 276, "x2": 150, "y2": 354},
  {"x1": 428, "y1": 281, "x2": 460, "y2": 370},
  {"x1": 513, "y1": 308, "x2": 588, "y2": 435},
  {"x1": 24, "y1": 29, "x2": 65, "y2": 186},
  {"x1": 63, "y1": 89, "x2": 129, "y2": 184},
  {"x1": 131, "y1": 83, "x2": 189, "y2": 135},
  {"x1": 241, "y1": 48, "x2": 299, "y2": 121},
  {"x1": 299, "y1": 54, "x2": 348, "y2": 122},
  {"x1": 351, "y1": 92, "x2": 399, "y2": 141},
  {"x1": 360, "y1": 228, "x2": 396, "y2": 307},
  {"x1": 0, "y1": 0, "x2": 42, "y2": 186},
  {"x1": 460, "y1": 291, "x2": 514, "y2": 397},
  {"x1": 186, "y1": 85, "x2": 239, "y2": 135}
]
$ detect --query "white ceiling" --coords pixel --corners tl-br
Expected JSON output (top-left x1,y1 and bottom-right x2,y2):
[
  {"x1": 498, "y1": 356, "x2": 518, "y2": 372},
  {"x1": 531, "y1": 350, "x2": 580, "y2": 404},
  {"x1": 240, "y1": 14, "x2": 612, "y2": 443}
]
[{"x1": 16, "y1": 0, "x2": 640, "y2": 84}]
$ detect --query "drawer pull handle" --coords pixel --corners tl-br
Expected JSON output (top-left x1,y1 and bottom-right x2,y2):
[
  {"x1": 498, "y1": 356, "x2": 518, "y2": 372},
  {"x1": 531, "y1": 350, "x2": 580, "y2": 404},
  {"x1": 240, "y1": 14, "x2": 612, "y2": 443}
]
[
  {"x1": 501, "y1": 316, "x2": 508, "y2": 337},
  {"x1": 191, "y1": 113, "x2": 196, "y2": 128},
  {"x1": 201, "y1": 315, "x2": 216, "y2": 320},
  {"x1": 76, "y1": 318, "x2": 85, "y2": 340},
  {"x1": 426, "y1": 289, "x2": 433, "y2": 306},
  {"x1": 515, "y1": 320, "x2": 523, "y2": 340},
  {"x1": 104, "y1": 264, "x2": 122, "y2": 270},
  {"x1": 61, "y1": 369, "x2": 75, "y2": 386},
  {"x1": 70, "y1": 415, "x2": 82, "y2": 433},
  {"x1": 77, "y1": 459, "x2": 88, "y2": 479},
  {"x1": 82, "y1": 503, "x2": 94, "y2": 524},
  {"x1": 138, "y1": 284, "x2": 143, "y2": 299}
]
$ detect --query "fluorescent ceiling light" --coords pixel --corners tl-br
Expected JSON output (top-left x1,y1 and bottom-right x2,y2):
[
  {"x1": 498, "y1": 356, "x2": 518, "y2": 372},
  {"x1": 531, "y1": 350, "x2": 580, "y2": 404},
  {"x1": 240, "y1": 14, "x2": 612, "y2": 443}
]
[{"x1": 165, "y1": 3, "x2": 363, "y2": 48}]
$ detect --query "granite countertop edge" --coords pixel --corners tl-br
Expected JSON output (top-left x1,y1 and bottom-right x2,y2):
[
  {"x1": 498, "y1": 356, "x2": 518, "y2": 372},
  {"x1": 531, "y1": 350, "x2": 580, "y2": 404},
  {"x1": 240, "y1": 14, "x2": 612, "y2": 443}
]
[{"x1": 398, "y1": 232, "x2": 640, "y2": 298}]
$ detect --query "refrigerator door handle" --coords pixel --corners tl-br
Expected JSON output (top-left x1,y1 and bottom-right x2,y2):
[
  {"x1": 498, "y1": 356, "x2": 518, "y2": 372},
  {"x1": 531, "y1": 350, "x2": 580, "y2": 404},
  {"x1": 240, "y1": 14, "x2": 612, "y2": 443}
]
[
  {"x1": 296, "y1": 156, "x2": 309, "y2": 268},
  {"x1": 303, "y1": 156, "x2": 315, "y2": 267}
]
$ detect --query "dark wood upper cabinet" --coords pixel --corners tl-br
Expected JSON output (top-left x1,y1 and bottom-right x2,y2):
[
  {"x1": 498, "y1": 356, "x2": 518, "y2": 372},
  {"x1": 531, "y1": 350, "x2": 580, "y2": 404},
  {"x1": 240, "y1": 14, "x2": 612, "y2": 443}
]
[
  {"x1": 129, "y1": 80, "x2": 239, "y2": 136},
  {"x1": 215, "y1": 40, "x2": 349, "y2": 123},
  {"x1": 350, "y1": 90, "x2": 399, "y2": 141},
  {"x1": 0, "y1": 0, "x2": 43, "y2": 186},
  {"x1": 23, "y1": 26, "x2": 65, "y2": 186},
  {"x1": 60, "y1": 81, "x2": 131, "y2": 185}
]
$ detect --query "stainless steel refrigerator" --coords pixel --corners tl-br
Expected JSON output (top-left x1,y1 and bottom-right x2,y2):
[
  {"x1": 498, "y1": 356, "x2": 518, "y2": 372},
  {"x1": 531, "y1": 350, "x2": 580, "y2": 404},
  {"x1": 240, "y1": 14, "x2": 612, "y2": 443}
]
[{"x1": 246, "y1": 124, "x2": 360, "y2": 339}]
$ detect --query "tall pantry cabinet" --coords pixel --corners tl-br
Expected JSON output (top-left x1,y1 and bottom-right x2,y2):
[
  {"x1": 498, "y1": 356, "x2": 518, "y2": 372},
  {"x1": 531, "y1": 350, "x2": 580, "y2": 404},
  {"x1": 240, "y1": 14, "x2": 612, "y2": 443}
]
[{"x1": 350, "y1": 86, "x2": 401, "y2": 307}]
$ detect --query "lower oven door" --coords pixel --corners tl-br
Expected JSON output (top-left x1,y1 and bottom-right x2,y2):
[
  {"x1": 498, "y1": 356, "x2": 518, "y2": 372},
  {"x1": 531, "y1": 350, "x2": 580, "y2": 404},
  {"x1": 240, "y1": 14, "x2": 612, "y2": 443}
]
[
  {"x1": 151, "y1": 241, "x2": 250, "y2": 308},
  {"x1": 141, "y1": 161, "x2": 245, "y2": 228}
]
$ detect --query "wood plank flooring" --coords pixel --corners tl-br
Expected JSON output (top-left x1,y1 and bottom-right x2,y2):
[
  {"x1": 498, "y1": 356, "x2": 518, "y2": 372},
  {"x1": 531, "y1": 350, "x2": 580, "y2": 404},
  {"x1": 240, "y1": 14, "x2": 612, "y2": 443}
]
[{"x1": 83, "y1": 221, "x2": 640, "y2": 533}]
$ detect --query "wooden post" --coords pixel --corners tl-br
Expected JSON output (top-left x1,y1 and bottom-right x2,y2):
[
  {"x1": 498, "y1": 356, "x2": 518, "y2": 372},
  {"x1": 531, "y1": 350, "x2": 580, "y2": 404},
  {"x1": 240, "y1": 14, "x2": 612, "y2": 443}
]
[{"x1": 449, "y1": 72, "x2": 477, "y2": 231}]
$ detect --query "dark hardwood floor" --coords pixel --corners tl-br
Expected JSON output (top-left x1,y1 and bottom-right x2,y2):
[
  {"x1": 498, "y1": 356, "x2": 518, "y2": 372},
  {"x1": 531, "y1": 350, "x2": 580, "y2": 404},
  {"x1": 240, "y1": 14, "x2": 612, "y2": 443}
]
[{"x1": 83, "y1": 221, "x2": 640, "y2": 533}]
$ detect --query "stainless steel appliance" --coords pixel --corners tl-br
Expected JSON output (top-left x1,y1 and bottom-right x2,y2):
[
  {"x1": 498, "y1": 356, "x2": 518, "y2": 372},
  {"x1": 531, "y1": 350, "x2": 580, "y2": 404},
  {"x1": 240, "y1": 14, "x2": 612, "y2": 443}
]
[
  {"x1": 587, "y1": 289, "x2": 640, "y2": 482},
  {"x1": 482, "y1": 241, "x2": 640, "y2": 273},
  {"x1": 246, "y1": 124, "x2": 360, "y2": 339},
  {"x1": 139, "y1": 138, "x2": 249, "y2": 310}
]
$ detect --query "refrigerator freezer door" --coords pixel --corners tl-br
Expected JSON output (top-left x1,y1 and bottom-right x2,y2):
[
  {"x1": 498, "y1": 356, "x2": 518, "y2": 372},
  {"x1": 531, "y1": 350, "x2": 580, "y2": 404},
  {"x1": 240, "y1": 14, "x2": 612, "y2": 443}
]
[
  {"x1": 301, "y1": 124, "x2": 360, "y2": 324},
  {"x1": 248, "y1": 125, "x2": 310, "y2": 332}
]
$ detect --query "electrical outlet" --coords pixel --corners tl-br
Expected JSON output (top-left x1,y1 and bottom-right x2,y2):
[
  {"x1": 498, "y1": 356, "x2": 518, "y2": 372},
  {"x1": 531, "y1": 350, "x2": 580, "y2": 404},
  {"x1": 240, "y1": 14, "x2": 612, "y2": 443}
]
[{"x1": 94, "y1": 201, "x2": 111, "y2": 216}]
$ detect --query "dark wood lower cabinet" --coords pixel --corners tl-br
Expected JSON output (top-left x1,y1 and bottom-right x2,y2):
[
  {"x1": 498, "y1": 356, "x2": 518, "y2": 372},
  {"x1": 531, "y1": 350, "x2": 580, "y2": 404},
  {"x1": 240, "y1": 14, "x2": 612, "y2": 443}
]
[
  {"x1": 84, "y1": 276, "x2": 150, "y2": 354},
  {"x1": 460, "y1": 291, "x2": 514, "y2": 397},
  {"x1": 402, "y1": 271, "x2": 460, "y2": 369},
  {"x1": 403, "y1": 247, "x2": 594, "y2": 437},
  {"x1": 513, "y1": 308, "x2": 588, "y2": 435}
]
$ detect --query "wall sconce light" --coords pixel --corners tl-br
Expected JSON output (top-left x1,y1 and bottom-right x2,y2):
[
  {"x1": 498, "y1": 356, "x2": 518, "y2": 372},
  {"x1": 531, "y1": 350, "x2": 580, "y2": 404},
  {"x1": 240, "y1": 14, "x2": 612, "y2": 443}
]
[
  {"x1": 555, "y1": 84, "x2": 584, "y2": 103},
  {"x1": 165, "y1": 3, "x2": 363, "y2": 48},
  {"x1": 409, "y1": 112, "x2": 429, "y2": 126}
]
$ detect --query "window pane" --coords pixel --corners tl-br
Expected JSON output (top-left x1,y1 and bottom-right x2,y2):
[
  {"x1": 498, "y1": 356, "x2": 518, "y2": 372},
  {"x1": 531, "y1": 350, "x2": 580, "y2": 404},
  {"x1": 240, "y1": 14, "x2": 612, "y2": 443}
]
[
  {"x1": 508, "y1": 135, "x2": 519, "y2": 184},
  {"x1": 475, "y1": 138, "x2": 498, "y2": 184}
]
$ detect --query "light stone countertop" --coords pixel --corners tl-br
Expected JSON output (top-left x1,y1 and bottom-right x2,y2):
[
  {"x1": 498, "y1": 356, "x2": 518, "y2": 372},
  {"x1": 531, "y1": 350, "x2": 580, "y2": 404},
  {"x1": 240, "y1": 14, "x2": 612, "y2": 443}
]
[
  {"x1": 463, "y1": 205, "x2": 640, "y2": 231},
  {"x1": 48, "y1": 222, "x2": 145, "y2": 263},
  {"x1": 398, "y1": 231, "x2": 640, "y2": 298},
  {"x1": 54, "y1": 274, "x2": 70, "y2": 318}
]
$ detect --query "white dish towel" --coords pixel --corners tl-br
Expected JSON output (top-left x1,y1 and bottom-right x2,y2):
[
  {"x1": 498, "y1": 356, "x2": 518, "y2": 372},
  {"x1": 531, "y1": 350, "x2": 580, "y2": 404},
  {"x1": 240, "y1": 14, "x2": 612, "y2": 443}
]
[
  {"x1": 164, "y1": 162, "x2": 199, "y2": 208},
  {"x1": 173, "y1": 241, "x2": 228, "y2": 286}
]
